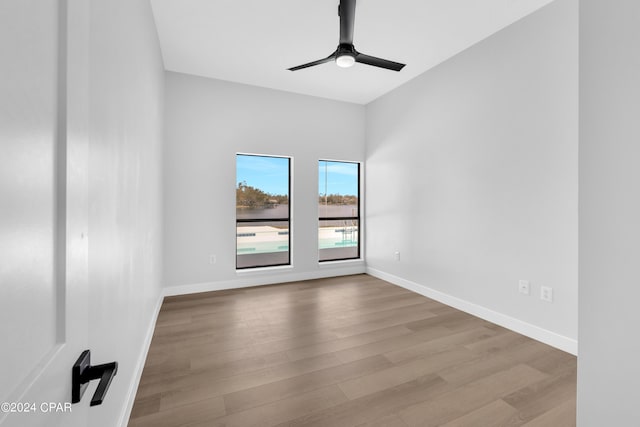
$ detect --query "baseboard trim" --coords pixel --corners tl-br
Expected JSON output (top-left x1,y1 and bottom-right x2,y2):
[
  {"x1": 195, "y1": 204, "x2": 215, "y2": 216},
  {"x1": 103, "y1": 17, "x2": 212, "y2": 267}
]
[
  {"x1": 118, "y1": 291, "x2": 164, "y2": 427},
  {"x1": 164, "y1": 264, "x2": 366, "y2": 297},
  {"x1": 366, "y1": 267, "x2": 578, "y2": 355}
]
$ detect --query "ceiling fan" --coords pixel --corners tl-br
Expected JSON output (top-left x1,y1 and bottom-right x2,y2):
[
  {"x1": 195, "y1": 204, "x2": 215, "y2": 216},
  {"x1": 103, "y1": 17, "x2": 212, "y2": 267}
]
[{"x1": 288, "y1": 0, "x2": 406, "y2": 72}]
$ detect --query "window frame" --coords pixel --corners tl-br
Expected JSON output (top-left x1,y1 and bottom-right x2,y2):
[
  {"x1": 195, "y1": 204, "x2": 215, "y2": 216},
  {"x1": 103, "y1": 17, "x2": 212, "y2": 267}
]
[
  {"x1": 236, "y1": 153, "x2": 291, "y2": 270},
  {"x1": 318, "y1": 159, "x2": 361, "y2": 263}
]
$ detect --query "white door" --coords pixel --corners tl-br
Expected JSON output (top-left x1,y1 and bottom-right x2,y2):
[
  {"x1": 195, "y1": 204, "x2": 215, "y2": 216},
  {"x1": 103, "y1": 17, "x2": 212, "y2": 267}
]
[{"x1": 1, "y1": 0, "x2": 93, "y2": 426}]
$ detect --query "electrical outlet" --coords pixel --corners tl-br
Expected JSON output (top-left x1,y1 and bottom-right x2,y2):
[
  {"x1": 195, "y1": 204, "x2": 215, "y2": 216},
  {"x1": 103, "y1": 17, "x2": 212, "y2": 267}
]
[
  {"x1": 540, "y1": 286, "x2": 553, "y2": 302},
  {"x1": 394, "y1": 251, "x2": 400, "y2": 261},
  {"x1": 518, "y1": 280, "x2": 530, "y2": 295},
  {"x1": 209, "y1": 254, "x2": 217, "y2": 265}
]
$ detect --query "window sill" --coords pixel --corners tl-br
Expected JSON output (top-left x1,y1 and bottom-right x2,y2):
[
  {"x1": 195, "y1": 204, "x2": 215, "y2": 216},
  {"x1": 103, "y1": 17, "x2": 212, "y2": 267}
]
[
  {"x1": 236, "y1": 265, "x2": 294, "y2": 275},
  {"x1": 318, "y1": 258, "x2": 364, "y2": 268}
]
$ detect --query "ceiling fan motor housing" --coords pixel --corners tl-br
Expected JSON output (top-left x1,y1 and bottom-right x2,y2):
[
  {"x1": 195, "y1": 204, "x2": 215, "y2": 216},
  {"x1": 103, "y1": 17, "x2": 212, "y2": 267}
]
[{"x1": 337, "y1": 43, "x2": 356, "y2": 56}]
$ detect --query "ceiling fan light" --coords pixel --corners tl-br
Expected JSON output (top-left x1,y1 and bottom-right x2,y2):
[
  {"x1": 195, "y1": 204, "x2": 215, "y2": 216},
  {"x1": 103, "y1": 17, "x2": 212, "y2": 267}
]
[{"x1": 336, "y1": 54, "x2": 355, "y2": 68}]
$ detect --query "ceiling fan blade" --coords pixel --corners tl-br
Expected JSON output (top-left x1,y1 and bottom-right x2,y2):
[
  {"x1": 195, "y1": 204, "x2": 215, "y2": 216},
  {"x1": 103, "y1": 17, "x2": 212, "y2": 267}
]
[
  {"x1": 288, "y1": 54, "x2": 335, "y2": 71},
  {"x1": 355, "y1": 53, "x2": 405, "y2": 72},
  {"x1": 339, "y1": 0, "x2": 356, "y2": 45}
]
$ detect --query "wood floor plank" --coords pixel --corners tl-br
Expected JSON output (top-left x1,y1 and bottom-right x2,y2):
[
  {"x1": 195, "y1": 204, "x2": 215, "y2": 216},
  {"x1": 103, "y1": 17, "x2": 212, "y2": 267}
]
[
  {"x1": 398, "y1": 364, "x2": 548, "y2": 426},
  {"x1": 332, "y1": 326, "x2": 454, "y2": 364},
  {"x1": 334, "y1": 302, "x2": 437, "y2": 334},
  {"x1": 521, "y1": 397, "x2": 577, "y2": 427},
  {"x1": 277, "y1": 374, "x2": 450, "y2": 427},
  {"x1": 158, "y1": 352, "x2": 344, "y2": 411},
  {"x1": 223, "y1": 354, "x2": 392, "y2": 414},
  {"x1": 138, "y1": 350, "x2": 292, "y2": 395},
  {"x1": 437, "y1": 350, "x2": 516, "y2": 387},
  {"x1": 129, "y1": 274, "x2": 577, "y2": 427},
  {"x1": 202, "y1": 385, "x2": 349, "y2": 427},
  {"x1": 464, "y1": 330, "x2": 533, "y2": 354},
  {"x1": 338, "y1": 347, "x2": 476, "y2": 400},
  {"x1": 128, "y1": 396, "x2": 225, "y2": 427},
  {"x1": 384, "y1": 326, "x2": 501, "y2": 365},
  {"x1": 354, "y1": 414, "x2": 408, "y2": 427},
  {"x1": 501, "y1": 365, "x2": 577, "y2": 425},
  {"x1": 285, "y1": 324, "x2": 413, "y2": 361},
  {"x1": 441, "y1": 399, "x2": 519, "y2": 427},
  {"x1": 190, "y1": 349, "x2": 290, "y2": 375},
  {"x1": 128, "y1": 394, "x2": 161, "y2": 420},
  {"x1": 404, "y1": 310, "x2": 478, "y2": 332}
]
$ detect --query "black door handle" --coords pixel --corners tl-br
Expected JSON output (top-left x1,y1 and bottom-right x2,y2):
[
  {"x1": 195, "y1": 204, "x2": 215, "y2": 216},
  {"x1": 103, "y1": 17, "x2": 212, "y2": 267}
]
[{"x1": 72, "y1": 350, "x2": 118, "y2": 406}]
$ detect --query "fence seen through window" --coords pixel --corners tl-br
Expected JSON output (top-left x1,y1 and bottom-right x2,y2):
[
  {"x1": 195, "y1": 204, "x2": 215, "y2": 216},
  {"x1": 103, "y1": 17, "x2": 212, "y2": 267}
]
[
  {"x1": 318, "y1": 160, "x2": 360, "y2": 262},
  {"x1": 236, "y1": 154, "x2": 290, "y2": 269}
]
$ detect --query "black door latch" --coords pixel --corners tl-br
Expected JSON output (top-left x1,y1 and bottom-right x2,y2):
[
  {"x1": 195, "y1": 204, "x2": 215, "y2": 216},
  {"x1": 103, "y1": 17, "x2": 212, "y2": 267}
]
[{"x1": 72, "y1": 350, "x2": 118, "y2": 406}]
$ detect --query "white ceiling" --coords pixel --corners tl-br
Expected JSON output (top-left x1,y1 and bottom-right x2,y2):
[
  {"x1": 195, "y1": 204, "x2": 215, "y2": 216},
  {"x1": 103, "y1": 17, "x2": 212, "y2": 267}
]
[{"x1": 150, "y1": 0, "x2": 555, "y2": 104}]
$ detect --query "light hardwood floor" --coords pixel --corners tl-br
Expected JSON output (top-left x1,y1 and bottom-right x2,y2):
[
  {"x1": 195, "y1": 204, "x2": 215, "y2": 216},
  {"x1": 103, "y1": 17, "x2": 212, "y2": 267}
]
[{"x1": 129, "y1": 274, "x2": 576, "y2": 427}]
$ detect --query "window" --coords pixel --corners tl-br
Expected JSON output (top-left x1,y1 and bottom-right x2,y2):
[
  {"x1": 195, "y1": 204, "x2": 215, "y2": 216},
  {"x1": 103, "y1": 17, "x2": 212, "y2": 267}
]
[
  {"x1": 318, "y1": 160, "x2": 360, "y2": 262},
  {"x1": 236, "y1": 154, "x2": 290, "y2": 269}
]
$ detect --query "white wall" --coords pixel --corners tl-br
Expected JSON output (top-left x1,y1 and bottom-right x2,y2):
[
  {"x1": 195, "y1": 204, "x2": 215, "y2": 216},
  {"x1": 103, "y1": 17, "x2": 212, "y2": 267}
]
[
  {"x1": 365, "y1": 0, "x2": 578, "y2": 352},
  {"x1": 578, "y1": 1, "x2": 640, "y2": 424},
  {"x1": 85, "y1": 0, "x2": 164, "y2": 425},
  {"x1": 163, "y1": 72, "x2": 365, "y2": 292}
]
